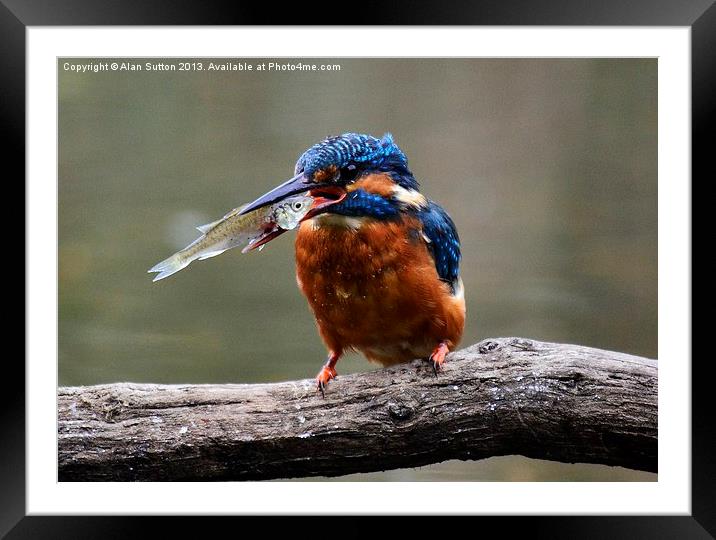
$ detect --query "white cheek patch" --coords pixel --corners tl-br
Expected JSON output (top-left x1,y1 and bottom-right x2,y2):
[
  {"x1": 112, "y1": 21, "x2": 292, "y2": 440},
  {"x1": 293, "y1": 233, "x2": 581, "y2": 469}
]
[
  {"x1": 451, "y1": 277, "x2": 465, "y2": 300},
  {"x1": 392, "y1": 185, "x2": 428, "y2": 208}
]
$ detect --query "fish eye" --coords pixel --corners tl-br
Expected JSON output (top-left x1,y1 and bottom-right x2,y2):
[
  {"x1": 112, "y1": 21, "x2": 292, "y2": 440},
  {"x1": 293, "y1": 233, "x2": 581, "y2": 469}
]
[{"x1": 291, "y1": 201, "x2": 304, "y2": 211}]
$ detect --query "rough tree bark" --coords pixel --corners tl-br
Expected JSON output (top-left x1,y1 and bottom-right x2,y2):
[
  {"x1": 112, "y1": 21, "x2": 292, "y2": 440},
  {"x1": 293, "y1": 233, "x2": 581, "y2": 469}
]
[{"x1": 58, "y1": 337, "x2": 657, "y2": 481}]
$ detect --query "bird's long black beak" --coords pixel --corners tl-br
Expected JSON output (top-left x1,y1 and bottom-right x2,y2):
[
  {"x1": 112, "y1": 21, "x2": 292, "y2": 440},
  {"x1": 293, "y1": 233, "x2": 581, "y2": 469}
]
[{"x1": 239, "y1": 173, "x2": 318, "y2": 215}]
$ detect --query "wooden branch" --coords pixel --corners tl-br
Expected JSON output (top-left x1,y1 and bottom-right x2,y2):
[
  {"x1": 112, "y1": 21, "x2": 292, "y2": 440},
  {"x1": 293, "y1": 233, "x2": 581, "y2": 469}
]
[{"x1": 58, "y1": 337, "x2": 657, "y2": 481}]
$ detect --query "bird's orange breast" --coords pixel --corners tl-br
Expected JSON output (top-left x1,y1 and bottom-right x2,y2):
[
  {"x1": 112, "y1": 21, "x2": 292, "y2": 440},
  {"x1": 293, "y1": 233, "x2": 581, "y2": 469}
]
[{"x1": 295, "y1": 214, "x2": 465, "y2": 366}]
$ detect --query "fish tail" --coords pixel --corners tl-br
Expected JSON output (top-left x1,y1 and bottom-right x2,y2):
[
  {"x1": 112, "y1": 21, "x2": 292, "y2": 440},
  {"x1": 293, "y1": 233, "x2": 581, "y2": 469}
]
[{"x1": 148, "y1": 252, "x2": 191, "y2": 282}]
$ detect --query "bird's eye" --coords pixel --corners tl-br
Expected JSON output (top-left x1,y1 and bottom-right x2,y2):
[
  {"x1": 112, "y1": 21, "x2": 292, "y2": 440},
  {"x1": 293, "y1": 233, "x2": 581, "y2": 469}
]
[{"x1": 338, "y1": 164, "x2": 359, "y2": 182}]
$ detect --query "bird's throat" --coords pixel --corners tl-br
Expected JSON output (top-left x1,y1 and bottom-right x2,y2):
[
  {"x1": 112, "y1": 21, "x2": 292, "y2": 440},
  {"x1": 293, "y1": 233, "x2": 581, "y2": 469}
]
[{"x1": 306, "y1": 214, "x2": 366, "y2": 230}]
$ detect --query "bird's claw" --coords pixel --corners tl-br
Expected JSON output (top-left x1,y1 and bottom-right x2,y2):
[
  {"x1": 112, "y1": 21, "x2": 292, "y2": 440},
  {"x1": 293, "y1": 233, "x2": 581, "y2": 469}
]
[
  {"x1": 315, "y1": 365, "x2": 337, "y2": 398},
  {"x1": 429, "y1": 342, "x2": 449, "y2": 376}
]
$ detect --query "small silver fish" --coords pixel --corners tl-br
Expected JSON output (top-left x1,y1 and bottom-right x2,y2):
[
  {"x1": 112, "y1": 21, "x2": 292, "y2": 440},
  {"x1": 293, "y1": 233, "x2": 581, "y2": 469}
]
[{"x1": 148, "y1": 194, "x2": 313, "y2": 282}]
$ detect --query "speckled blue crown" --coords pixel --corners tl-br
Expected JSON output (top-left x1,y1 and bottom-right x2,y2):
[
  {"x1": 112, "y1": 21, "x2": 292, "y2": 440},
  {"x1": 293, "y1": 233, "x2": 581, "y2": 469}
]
[{"x1": 294, "y1": 132, "x2": 409, "y2": 178}]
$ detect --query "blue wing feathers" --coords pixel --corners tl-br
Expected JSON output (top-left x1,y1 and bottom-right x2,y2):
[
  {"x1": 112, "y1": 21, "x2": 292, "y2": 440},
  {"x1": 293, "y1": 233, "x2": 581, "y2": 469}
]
[{"x1": 418, "y1": 201, "x2": 461, "y2": 287}]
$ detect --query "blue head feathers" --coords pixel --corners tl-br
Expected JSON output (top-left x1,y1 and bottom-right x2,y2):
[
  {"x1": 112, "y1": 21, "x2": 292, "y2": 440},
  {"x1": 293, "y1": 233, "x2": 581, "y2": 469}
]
[{"x1": 294, "y1": 133, "x2": 418, "y2": 190}]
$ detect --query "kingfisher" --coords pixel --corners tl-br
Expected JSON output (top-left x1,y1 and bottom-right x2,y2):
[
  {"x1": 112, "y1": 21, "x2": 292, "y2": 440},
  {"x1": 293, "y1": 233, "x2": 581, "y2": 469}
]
[{"x1": 240, "y1": 133, "x2": 465, "y2": 395}]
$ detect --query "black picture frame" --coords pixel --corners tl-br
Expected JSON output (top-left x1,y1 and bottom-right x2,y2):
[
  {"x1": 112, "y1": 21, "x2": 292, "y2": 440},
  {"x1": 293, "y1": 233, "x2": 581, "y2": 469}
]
[{"x1": 8, "y1": 1, "x2": 709, "y2": 537}]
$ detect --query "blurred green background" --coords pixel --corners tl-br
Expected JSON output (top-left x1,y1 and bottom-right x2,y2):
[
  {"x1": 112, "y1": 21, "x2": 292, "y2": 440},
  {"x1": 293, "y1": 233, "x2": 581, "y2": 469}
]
[{"x1": 59, "y1": 58, "x2": 656, "y2": 481}]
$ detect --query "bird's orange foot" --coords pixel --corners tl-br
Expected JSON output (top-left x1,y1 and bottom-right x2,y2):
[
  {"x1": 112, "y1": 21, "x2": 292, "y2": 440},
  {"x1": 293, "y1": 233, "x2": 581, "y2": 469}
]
[
  {"x1": 429, "y1": 342, "x2": 450, "y2": 376},
  {"x1": 316, "y1": 365, "x2": 337, "y2": 397}
]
